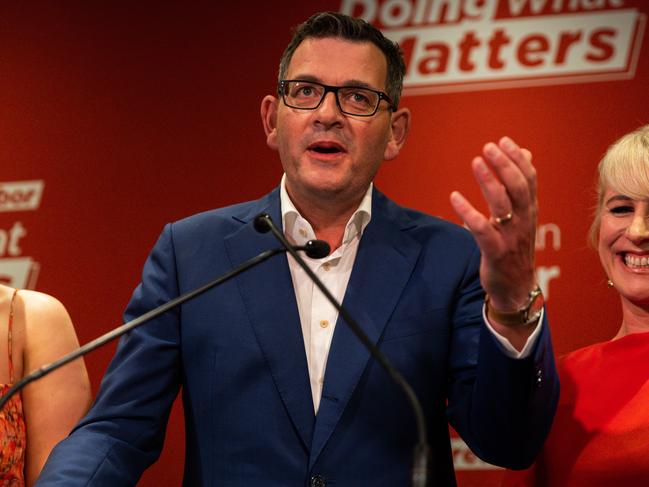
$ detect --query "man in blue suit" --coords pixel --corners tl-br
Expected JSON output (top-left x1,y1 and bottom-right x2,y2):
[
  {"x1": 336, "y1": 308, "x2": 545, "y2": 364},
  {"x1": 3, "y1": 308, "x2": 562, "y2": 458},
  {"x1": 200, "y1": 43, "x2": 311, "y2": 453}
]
[{"x1": 37, "y1": 11, "x2": 558, "y2": 487}]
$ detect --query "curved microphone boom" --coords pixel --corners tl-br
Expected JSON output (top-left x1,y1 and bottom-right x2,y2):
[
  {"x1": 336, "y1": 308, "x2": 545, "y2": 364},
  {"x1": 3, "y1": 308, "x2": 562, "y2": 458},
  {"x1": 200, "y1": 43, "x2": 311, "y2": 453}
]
[
  {"x1": 254, "y1": 212, "x2": 431, "y2": 487},
  {"x1": 0, "y1": 235, "x2": 328, "y2": 411}
]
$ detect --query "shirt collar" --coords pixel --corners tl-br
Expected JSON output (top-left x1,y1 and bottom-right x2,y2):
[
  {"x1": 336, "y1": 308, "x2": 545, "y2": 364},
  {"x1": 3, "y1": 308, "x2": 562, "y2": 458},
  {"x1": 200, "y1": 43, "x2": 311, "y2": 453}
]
[{"x1": 280, "y1": 174, "x2": 372, "y2": 246}]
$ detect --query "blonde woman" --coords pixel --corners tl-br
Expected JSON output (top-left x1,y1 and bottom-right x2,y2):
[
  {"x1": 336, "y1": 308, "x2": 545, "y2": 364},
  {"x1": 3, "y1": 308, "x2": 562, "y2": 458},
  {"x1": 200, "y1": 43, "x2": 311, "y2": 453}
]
[{"x1": 503, "y1": 124, "x2": 649, "y2": 486}]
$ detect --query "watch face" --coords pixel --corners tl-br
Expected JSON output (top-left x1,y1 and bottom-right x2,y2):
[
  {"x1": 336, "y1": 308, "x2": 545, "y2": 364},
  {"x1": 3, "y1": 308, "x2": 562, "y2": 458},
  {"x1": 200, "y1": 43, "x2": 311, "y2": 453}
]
[{"x1": 524, "y1": 287, "x2": 544, "y2": 324}]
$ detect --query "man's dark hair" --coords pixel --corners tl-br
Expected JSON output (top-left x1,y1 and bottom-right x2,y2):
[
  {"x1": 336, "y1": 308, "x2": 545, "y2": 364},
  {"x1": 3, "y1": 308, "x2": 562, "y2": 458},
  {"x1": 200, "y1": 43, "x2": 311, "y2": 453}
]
[{"x1": 278, "y1": 11, "x2": 406, "y2": 109}]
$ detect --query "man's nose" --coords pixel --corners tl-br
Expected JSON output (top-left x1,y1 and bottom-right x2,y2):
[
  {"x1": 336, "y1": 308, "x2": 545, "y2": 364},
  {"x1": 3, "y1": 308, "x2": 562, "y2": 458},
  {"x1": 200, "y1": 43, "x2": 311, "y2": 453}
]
[{"x1": 314, "y1": 92, "x2": 344, "y2": 123}]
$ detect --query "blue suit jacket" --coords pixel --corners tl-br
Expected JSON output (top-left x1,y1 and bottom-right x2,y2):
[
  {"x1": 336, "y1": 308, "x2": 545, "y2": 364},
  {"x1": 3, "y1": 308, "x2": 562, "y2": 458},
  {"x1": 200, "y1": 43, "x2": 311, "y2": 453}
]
[{"x1": 37, "y1": 188, "x2": 558, "y2": 486}]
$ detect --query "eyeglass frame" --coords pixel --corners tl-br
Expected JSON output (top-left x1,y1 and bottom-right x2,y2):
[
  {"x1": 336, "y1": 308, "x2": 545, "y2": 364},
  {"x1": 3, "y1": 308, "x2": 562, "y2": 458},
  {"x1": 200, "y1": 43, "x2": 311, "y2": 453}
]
[{"x1": 278, "y1": 79, "x2": 396, "y2": 117}]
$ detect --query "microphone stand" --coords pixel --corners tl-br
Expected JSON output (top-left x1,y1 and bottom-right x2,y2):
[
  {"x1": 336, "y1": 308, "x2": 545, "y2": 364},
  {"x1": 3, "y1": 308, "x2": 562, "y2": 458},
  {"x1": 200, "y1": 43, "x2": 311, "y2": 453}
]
[
  {"x1": 0, "y1": 240, "x2": 327, "y2": 411},
  {"x1": 255, "y1": 213, "x2": 431, "y2": 487}
]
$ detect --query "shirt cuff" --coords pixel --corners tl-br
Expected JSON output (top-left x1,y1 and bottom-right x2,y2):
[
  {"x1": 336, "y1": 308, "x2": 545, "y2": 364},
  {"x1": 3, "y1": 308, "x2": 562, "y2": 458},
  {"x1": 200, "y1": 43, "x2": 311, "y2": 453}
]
[{"x1": 482, "y1": 305, "x2": 544, "y2": 359}]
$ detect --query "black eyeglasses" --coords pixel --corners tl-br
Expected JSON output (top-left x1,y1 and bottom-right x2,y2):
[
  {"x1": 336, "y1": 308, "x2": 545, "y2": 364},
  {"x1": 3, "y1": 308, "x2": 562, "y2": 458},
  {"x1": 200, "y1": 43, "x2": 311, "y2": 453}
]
[{"x1": 279, "y1": 79, "x2": 395, "y2": 117}]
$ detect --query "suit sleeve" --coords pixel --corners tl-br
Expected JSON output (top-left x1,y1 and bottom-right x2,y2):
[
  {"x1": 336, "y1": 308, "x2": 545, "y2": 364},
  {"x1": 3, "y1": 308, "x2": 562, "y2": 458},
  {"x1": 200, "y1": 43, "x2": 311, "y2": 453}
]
[
  {"x1": 36, "y1": 224, "x2": 182, "y2": 486},
  {"x1": 446, "y1": 242, "x2": 560, "y2": 470}
]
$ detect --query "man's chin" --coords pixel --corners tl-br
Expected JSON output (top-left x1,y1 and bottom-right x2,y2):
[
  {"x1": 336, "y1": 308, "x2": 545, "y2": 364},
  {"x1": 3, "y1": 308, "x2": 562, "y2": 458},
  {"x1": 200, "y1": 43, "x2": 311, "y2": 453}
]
[{"x1": 300, "y1": 176, "x2": 346, "y2": 195}]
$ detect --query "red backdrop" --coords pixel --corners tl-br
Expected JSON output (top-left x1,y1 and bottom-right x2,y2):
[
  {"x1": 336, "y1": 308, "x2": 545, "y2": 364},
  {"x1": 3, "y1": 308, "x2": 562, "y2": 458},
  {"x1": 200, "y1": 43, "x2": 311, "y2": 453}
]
[{"x1": 1, "y1": 1, "x2": 648, "y2": 485}]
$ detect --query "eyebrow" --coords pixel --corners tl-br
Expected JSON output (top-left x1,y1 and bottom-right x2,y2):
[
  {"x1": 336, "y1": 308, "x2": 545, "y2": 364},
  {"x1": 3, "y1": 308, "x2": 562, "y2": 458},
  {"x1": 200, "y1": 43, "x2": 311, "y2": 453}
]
[
  {"x1": 288, "y1": 75, "x2": 377, "y2": 90},
  {"x1": 605, "y1": 194, "x2": 633, "y2": 205}
]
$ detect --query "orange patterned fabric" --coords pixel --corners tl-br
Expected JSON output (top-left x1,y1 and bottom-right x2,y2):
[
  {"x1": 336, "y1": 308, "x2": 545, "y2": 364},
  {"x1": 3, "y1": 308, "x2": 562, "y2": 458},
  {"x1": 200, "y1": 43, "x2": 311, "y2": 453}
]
[
  {"x1": 502, "y1": 331, "x2": 649, "y2": 486},
  {"x1": 0, "y1": 290, "x2": 26, "y2": 485}
]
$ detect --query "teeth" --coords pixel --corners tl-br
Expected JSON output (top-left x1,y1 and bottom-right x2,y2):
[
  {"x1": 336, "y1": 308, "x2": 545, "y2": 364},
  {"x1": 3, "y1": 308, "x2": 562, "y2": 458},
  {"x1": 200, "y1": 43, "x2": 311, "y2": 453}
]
[{"x1": 625, "y1": 254, "x2": 649, "y2": 268}]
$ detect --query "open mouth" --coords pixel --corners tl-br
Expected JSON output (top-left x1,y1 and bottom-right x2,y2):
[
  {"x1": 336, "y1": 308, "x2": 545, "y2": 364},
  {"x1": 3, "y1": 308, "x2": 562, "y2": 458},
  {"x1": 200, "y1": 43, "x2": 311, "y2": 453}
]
[
  {"x1": 308, "y1": 141, "x2": 345, "y2": 155},
  {"x1": 313, "y1": 146, "x2": 341, "y2": 154}
]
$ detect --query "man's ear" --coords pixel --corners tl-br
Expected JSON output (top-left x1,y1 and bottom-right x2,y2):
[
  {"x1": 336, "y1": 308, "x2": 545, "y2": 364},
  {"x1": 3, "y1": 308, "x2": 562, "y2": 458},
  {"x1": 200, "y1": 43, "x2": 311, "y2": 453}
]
[
  {"x1": 261, "y1": 95, "x2": 279, "y2": 150},
  {"x1": 384, "y1": 107, "x2": 411, "y2": 161}
]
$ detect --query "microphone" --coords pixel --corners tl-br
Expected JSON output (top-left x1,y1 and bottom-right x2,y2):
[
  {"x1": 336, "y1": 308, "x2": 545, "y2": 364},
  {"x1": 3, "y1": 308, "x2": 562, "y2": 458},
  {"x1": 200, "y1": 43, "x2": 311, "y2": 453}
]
[
  {"x1": 0, "y1": 232, "x2": 328, "y2": 411},
  {"x1": 255, "y1": 212, "x2": 330, "y2": 259},
  {"x1": 297, "y1": 239, "x2": 330, "y2": 259},
  {"x1": 254, "y1": 212, "x2": 431, "y2": 487}
]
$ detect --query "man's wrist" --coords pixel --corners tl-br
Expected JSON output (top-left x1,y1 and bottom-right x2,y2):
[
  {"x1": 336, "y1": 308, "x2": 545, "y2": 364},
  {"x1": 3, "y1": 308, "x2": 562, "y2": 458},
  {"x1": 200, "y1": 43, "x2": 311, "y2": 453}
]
[{"x1": 485, "y1": 285, "x2": 544, "y2": 327}]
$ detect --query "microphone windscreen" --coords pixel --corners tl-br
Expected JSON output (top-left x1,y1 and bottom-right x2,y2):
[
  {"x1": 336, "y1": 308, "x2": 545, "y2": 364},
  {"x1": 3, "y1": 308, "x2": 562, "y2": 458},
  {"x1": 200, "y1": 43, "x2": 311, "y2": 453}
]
[
  {"x1": 253, "y1": 213, "x2": 272, "y2": 233},
  {"x1": 305, "y1": 240, "x2": 330, "y2": 259}
]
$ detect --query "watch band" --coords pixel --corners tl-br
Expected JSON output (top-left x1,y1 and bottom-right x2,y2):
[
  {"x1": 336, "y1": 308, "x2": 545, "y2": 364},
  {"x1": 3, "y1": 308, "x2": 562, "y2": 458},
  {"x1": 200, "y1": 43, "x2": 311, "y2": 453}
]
[{"x1": 485, "y1": 285, "x2": 543, "y2": 326}]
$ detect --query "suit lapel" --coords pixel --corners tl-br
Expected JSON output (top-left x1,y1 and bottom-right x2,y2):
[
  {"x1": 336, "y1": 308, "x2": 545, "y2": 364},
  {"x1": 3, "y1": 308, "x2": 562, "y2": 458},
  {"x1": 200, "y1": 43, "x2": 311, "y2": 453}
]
[
  {"x1": 308, "y1": 190, "x2": 422, "y2": 468},
  {"x1": 224, "y1": 190, "x2": 315, "y2": 451}
]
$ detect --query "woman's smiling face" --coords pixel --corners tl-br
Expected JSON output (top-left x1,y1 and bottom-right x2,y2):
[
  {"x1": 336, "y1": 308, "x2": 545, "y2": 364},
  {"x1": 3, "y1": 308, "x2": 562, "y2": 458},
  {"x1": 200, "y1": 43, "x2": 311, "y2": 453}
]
[{"x1": 599, "y1": 188, "x2": 649, "y2": 306}]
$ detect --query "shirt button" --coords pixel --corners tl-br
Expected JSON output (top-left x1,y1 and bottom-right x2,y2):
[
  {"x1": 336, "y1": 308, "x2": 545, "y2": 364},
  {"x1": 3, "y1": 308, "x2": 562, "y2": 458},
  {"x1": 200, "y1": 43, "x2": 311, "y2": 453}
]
[
  {"x1": 310, "y1": 475, "x2": 326, "y2": 487},
  {"x1": 299, "y1": 228, "x2": 308, "y2": 238},
  {"x1": 322, "y1": 262, "x2": 331, "y2": 271},
  {"x1": 319, "y1": 320, "x2": 329, "y2": 328}
]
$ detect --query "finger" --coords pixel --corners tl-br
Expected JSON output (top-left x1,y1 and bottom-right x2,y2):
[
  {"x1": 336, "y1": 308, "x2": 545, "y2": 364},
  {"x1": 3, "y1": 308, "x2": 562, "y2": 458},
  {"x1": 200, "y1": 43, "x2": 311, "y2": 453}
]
[
  {"x1": 498, "y1": 137, "x2": 537, "y2": 201},
  {"x1": 482, "y1": 141, "x2": 530, "y2": 212},
  {"x1": 470, "y1": 156, "x2": 513, "y2": 224},
  {"x1": 519, "y1": 147, "x2": 537, "y2": 199},
  {"x1": 449, "y1": 191, "x2": 502, "y2": 256}
]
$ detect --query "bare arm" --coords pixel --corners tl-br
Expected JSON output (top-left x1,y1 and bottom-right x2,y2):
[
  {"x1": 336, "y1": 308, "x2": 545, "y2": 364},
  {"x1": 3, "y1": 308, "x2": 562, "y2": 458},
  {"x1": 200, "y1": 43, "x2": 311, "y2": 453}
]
[{"x1": 18, "y1": 291, "x2": 92, "y2": 486}]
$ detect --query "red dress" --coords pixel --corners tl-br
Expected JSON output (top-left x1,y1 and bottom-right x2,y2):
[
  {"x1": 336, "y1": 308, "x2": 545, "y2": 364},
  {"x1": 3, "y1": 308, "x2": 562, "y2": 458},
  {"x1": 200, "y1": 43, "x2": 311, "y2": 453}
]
[
  {"x1": 503, "y1": 331, "x2": 649, "y2": 486},
  {"x1": 0, "y1": 290, "x2": 26, "y2": 485}
]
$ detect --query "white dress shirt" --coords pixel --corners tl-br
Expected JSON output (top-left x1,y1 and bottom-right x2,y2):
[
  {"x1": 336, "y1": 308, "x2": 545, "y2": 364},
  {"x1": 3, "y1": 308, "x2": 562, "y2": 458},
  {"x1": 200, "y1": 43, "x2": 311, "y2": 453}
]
[
  {"x1": 279, "y1": 176, "x2": 541, "y2": 413},
  {"x1": 281, "y1": 176, "x2": 371, "y2": 412}
]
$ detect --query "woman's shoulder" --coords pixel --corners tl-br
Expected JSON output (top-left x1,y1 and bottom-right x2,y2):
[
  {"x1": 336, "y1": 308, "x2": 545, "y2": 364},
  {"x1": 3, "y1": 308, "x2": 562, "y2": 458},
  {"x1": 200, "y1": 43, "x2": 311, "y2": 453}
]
[
  {"x1": 560, "y1": 340, "x2": 604, "y2": 359},
  {"x1": 558, "y1": 341, "x2": 607, "y2": 371},
  {"x1": 13, "y1": 289, "x2": 70, "y2": 325},
  {"x1": 9, "y1": 290, "x2": 82, "y2": 377},
  {"x1": 15, "y1": 288, "x2": 66, "y2": 309},
  {"x1": 1, "y1": 285, "x2": 65, "y2": 308},
  {"x1": 559, "y1": 331, "x2": 649, "y2": 367},
  {"x1": 7, "y1": 289, "x2": 77, "y2": 353}
]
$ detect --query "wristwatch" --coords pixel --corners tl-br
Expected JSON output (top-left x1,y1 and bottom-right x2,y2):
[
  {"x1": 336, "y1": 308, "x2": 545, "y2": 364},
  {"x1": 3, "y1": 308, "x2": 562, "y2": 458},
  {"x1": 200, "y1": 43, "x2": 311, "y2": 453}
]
[{"x1": 486, "y1": 285, "x2": 544, "y2": 326}]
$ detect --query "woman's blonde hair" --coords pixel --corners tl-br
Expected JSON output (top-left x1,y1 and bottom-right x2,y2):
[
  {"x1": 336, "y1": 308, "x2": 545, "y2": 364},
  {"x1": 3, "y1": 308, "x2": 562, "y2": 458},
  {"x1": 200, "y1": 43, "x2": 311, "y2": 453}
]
[{"x1": 589, "y1": 125, "x2": 649, "y2": 247}]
